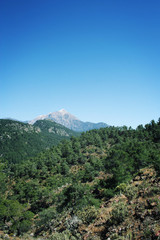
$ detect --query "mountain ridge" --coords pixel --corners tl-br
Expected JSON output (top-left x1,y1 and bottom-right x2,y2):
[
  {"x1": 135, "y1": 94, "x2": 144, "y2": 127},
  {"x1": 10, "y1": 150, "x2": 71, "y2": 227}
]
[
  {"x1": 29, "y1": 109, "x2": 109, "y2": 132},
  {"x1": 0, "y1": 118, "x2": 79, "y2": 164}
]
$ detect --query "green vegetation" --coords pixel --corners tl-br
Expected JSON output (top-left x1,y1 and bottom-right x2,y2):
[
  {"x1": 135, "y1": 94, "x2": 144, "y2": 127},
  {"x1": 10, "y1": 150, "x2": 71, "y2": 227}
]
[
  {"x1": 0, "y1": 119, "x2": 79, "y2": 164},
  {"x1": 111, "y1": 200, "x2": 128, "y2": 225},
  {"x1": 0, "y1": 118, "x2": 160, "y2": 238}
]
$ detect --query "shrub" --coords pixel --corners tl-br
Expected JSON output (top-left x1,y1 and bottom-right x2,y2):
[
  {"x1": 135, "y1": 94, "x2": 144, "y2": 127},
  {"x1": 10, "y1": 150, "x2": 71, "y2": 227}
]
[
  {"x1": 116, "y1": 183, "x2": 127, "y2": 193},
  {"x1": 36, "y1": 207, "x2": 58, "y2": 233},
  {"x1": 66, "y1": 215, "x2": 82, "y2": 233},
  {"x1": 76, "y1": 206, "x2": 99, "y2": 224},
  {"x1": 50, "y1": 229, "x2": 81, "y2": 239},
  {"x1": 111, "y1": 200, "x2": 128, "y2": 225},
  {"x1": 103, "y1": 188, "x2": 115, "y2": 199},
  {"x1": 123, "y1": 184, "x2": 138, "y2": 200}
]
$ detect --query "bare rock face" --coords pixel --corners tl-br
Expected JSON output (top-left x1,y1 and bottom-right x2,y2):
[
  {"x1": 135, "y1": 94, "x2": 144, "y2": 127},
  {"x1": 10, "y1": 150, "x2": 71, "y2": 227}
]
[
  {"x1": 29, "y1": 109, "x2": 108, "y2": 132},
  {"x1": 47, "y1": 109, "x2": 79, "y2": 130}
]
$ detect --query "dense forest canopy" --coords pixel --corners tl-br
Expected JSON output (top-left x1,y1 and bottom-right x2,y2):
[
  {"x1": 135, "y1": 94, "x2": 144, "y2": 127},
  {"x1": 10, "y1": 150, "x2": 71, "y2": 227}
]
[
  {"x1": 0, "y1": 119, "x2": 79, "y2": 164},
  {"x1": 0, "y1": 118, "x2": 160, "y2": 239}
]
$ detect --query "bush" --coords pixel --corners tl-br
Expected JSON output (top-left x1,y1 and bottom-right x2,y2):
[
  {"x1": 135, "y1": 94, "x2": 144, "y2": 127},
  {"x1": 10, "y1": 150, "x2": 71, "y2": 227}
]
[
  {"x1": 116, "y1": 183, "x2": 127, "y2": 193},
  {"x1": 50, "y1": 229, "x2": 81, "y2": 239},
  {"x1": 76, "y1": 206, "x2": 98, "y2": 224},
  {"x1": 103, "y1": 188, "x2": 115, "y2": 199},
  {"x1": 66, "y1": 216, "x2": 82, "y2": 233},
  {"x1": 116, "y1": 183, "x2": 138, "y2": 201},
  {"x1": 111, "y1": 200, "x2": 128, "y2": 225},
  {"x1": 36, "y1": 207, "x2": 58, "y2": 233}
]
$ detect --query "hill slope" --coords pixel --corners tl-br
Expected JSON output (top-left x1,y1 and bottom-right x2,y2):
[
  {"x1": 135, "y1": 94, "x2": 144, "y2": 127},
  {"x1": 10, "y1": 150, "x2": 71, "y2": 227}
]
[
  {"x1": 29, "y1": 109, "x2": 108, "y2": 132},
  {"x1": 0, "y1": 118, "x2": 159, "y2": 239},
  {"x1": 0, "y1": 119, "x2": 79, "y2": 164}
]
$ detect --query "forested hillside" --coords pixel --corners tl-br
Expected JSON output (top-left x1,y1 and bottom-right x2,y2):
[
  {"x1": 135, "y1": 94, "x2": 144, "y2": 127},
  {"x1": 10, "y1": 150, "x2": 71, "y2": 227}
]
[
  {"x1": 0, "y1": 119, "x2": 79, "y2": 164},
  {"x1": 0, "y1": 119, "x2": 160, "y2": 239}
]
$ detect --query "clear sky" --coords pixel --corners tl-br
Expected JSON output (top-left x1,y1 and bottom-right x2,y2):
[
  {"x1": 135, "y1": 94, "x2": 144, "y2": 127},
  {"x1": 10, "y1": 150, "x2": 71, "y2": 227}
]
[{"x1": 0, "y1": 0, "x2": 160, "y2": 128}]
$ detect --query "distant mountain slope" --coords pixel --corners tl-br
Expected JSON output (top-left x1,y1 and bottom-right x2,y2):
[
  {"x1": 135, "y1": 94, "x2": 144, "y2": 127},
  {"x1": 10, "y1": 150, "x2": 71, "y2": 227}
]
[
  {"x1": 29, "y1": 109, "x2": 109, "y2": 132},
  {"x1": 0, "y1": 119, "x2": 79, "y2": 164},
  {"x1": 33, "y1": 119, "x2": 80, "y2": 138}
]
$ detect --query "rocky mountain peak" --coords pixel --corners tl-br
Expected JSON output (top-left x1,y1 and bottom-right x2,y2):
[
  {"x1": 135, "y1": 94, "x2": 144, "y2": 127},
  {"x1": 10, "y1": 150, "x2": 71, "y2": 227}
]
[
  {"x1": 58, "y1": 109, "x2": 68, "y2": 114},
  {"x1": 29, "y1": 109, "x2": 108, "y2": 131},
  {"x1": 52, "y1": 109, "x2": 79, "y2": 120}
]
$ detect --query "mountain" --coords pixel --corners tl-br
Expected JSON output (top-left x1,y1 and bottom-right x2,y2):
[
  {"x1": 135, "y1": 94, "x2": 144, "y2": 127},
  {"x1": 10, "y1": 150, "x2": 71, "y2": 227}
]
[
  {"x1": 29, "y1": 109, "x2": 109, "y2": 132},
  {"x1": 0, "y1": 119, "x2": 79, "y2": 164}
]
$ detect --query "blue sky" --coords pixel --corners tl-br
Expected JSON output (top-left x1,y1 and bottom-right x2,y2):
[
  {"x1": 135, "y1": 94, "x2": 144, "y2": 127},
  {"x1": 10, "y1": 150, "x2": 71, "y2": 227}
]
[{"x1": 0, "y1": 0, "x2": 160, "y2": 128}]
